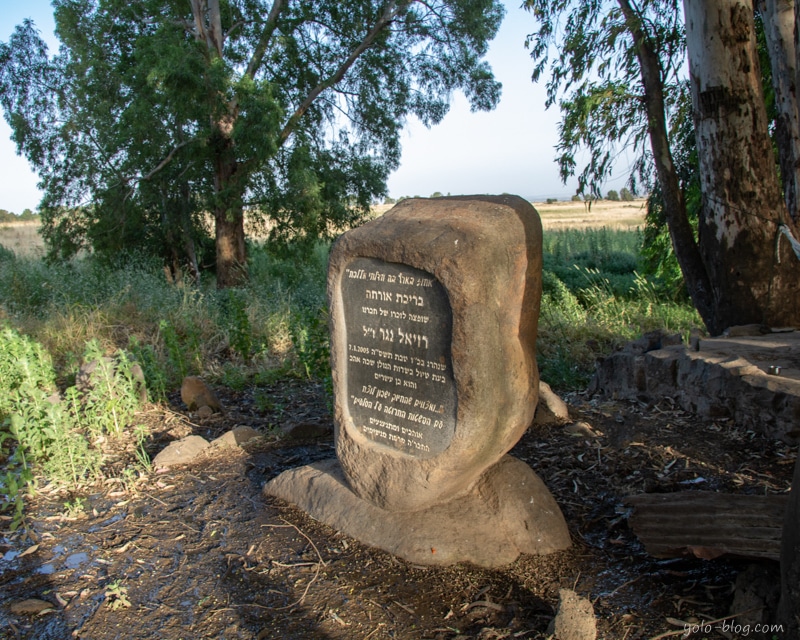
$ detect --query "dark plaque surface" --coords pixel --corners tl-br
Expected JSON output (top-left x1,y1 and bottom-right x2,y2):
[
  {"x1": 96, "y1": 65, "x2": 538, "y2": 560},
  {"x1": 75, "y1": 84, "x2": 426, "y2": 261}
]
[{"x1": 342, "y1": 257, "x2": 457, "y2": 457}]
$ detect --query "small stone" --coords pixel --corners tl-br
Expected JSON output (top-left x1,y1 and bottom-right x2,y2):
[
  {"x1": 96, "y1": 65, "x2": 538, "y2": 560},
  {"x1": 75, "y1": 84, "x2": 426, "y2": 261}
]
[
  {"x1": 534, "y1": 380, "x2": 570, "y2": 425},
  {"x1": 130, "y1": 363, "x2": 148, "y2": 403},
  {"x1": 152, "y1": 435, "x2": 210, "y2": 469},
  {"x1": 548, "y1": 589, "x2": 597, "y2": 640},
  {"x1": 180, "y1": 376, "x2": 222, "y2": 412},
  {"x1": 195, "y1": 405, "x2": 214, "y2": 419},
  {"x1": 282, "y1": 422, "x2": 332, "y2": 440},
  {"x1": 10, "y1": 598, "x2": 55, "y2": 615},
  {"x1": 564, "y1": 421, "x2": 599, "y2": 438},
  {"x1": 212, "y1": 426, "x2": 260, "y2": 448},
  {"x1": 723, "y1": 324, "x2": 769, "y2": 337}
]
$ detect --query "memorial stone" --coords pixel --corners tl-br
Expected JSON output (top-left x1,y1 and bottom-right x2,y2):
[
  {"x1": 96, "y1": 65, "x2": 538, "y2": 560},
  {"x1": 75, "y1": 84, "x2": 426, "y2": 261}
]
[{"x1": 265, "y1": 195, "x2": 570, "y2": 567}]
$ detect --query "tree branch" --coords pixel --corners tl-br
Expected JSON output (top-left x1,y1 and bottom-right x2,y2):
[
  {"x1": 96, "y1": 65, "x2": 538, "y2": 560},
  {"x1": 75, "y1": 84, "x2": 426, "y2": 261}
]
[
  {"x1": 277, "y1": 0, "x2": 409, "y2": 147},
  {"x1": 245, "y1": 0, "x2": 285, "y2": 80},
  {"x1": 140, "y1": 140, "x2": 194, "y2": 182}
]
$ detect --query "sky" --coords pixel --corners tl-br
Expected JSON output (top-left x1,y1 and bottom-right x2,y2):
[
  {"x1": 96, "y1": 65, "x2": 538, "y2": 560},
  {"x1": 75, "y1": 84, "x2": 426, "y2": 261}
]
[{"x1": 0, "y1": 1, "x2": 632, "y2": 213}]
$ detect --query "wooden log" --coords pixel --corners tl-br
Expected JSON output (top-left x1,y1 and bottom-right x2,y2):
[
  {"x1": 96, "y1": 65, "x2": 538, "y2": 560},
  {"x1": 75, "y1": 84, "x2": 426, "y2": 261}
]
[
  {"x1": 625, "y1": 491, "x2": 789, "y2": 561},
  {"x1": 779, "y1": 454, "x2": 800, "y2": 635}
]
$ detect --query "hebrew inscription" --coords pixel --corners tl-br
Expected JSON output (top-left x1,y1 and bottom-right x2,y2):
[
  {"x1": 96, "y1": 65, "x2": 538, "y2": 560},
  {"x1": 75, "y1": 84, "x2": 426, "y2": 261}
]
[{"x1": 343, "y1": 257, "x2": 457, "y2": 457}]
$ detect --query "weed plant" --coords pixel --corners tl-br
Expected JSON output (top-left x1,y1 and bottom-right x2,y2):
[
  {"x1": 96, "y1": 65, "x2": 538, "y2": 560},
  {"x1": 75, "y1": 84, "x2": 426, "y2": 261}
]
[
  {"x1": 0, "y1": 228, "x2": 701, "y2": 518},
  {"x1": 0, "y1": 329, "x2": 146, "y2": 528},
  {"x1": 539, "y1": 228, "x2": 700, "y2": 389}
]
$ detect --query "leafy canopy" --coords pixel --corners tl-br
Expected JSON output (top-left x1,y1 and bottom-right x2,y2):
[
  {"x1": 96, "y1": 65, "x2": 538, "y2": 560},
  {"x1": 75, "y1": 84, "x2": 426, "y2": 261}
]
[
  {"x1": 524, "y1": 0, "x2": 686, "y2": 197},
  {"x1": 0, "y1": 0, "x2": 504, "y2": 264}
]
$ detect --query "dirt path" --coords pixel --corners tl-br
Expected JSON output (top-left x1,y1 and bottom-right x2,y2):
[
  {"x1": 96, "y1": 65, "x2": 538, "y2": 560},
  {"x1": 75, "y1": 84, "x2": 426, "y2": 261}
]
[{"x1": 1, "y1": 377, "x2": 793, "y2": 639}]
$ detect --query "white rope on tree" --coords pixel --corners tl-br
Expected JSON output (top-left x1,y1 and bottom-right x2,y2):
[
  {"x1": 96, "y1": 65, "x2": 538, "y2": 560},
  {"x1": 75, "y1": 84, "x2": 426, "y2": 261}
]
[{"x1": 776, "y1": 224, "x2": 800, "y2": 264}]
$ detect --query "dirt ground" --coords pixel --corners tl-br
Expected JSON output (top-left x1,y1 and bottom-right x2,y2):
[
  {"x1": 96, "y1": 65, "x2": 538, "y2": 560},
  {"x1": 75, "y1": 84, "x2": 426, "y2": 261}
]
[{"x1": 0, "y1": 374, "x2": 795, "y2": 640}]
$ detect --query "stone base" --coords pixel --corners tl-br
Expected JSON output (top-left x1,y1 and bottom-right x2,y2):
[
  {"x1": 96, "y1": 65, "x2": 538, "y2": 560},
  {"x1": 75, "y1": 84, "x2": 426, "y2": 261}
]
[{"x1": 263, "y1": 455, "x2": 570, "y2": 568}]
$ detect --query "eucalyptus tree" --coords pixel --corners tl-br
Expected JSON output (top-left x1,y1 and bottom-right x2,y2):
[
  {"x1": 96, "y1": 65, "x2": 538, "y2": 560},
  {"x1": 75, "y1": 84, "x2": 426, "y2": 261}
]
[
  {"x1": 525, "y1": 0, "x2": 717, "y2": 330},
  {"x1": 683, "y1": 0, "x2": 800, "y2": 331},
  {"x1": 525, "y1": 0, "x2": 800, "y2": 333},
  {"x1": 0, "y1": 0, "x2": 504, "y2": 286}
]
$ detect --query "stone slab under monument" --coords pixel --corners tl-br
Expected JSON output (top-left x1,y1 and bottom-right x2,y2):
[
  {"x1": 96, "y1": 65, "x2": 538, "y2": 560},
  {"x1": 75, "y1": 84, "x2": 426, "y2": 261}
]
[{"x1": 264, "y1": 195, "x2": 570, "y2": 568}]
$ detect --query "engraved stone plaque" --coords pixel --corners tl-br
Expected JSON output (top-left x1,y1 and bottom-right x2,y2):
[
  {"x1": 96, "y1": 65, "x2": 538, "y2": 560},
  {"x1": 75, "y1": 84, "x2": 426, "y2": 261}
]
[{"x1": 341, "y1": 257, "x2": 457, "y2": 457}]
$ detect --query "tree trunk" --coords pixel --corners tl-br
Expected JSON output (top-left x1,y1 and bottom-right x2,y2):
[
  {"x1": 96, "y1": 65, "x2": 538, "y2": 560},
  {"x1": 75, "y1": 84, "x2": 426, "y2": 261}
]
[
  {"x1": 215, "y1": 204, "x2": 247, "y2": 288},
  {"x1": 618, "y1": 0, "x2": 718, "y2": 333},
  {"x1": 758, "y1": 0, "x2": 800, "y2": 222},
  {"x1": 684, "y1": 0, "x2": 800, "y2": 332},
  {"x1": 211, "y1": 105, "x2": 248, "y2": 288},
  {"x1": 779, "y1": 451, "x2": 800, "y2": 635},
  {"x1": 213, "y1": 140, "x2": 247, "y2": 288}
]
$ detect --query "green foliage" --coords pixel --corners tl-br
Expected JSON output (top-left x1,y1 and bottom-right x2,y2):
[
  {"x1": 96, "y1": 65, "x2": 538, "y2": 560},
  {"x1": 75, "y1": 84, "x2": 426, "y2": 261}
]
[
  {"x1": 525, "y1": 0, "x2": 685, "y2": 197},
  {"x1": 606, "y1": 189, "x2": 619, "y2": 201},
  {"x1": 0, "y1": 243, "x2": 15, "y2": 262},
  {"x1": 545, "y1": 197, "x2": 558, "y2": 204},
  {"x1": 620, "y1": 187, "x2": 635, "y2": 202},
  {"x1": 289, "y1": 306, "x2": 332, "y2": 386},
  {"x1": 127, "y1": 336, "x2": 168, "y2": 403},
  {"x1": 538, "y1": 228, "x2": 700, "y2": 389},
  {"x1": 1, "y1": 1, "x2": 504, "y2": 275},
  {"x1": 78, "y1": 340, "x2": 143, "y2": 437},
  {"x1": 0, "y1": 327, "x2": 147, "y2": 527},
  {"x1": 218, "y1": 289, "x2": 252, "y2": 361}
]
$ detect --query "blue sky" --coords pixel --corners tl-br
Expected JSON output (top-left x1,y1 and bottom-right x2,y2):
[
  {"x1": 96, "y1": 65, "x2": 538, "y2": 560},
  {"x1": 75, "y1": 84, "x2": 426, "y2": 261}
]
[{"x1": 0, "y1": 1, "x2": 634, "y2": 213}]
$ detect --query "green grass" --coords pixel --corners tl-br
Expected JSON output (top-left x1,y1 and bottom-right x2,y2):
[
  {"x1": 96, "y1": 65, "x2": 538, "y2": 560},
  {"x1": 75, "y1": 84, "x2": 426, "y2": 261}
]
[
  {"x1": 0, "y1": 228, "x2": 701, "y2": 525},
  {"x1": 0, "y1": 240, "x2": 330, "y2": 528},
  {"x1": 538, "y1": 227, "x2": 700, "y2": 389}
]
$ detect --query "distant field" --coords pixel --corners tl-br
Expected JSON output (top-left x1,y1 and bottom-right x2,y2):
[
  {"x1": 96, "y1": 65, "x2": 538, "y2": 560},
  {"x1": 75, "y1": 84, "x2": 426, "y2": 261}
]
[
  {"x1": 0, "y1": 199, "x2": 647, "y2": 258},
  {"x1": 0, "y1": 221, "x2": 46, "y2": 257},
  {"x1": 533, "y1": 198, "x2": 646, "y2": 230},
  {"x1": 374, "y1": 198, "x2": 647, "y2": 230}
]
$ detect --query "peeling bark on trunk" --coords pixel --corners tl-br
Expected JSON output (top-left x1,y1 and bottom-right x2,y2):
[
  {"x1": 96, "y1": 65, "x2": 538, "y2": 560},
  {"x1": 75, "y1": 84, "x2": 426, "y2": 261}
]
[
  {"x1": 618, "y1": 0, "x2": 718, "y2": 333},
  {"x1": 684, "y1": 0, "x2": 800, "y2": 332},
  {"x1": 758, "y1": 0, "x2": 800, "y2": 222}
]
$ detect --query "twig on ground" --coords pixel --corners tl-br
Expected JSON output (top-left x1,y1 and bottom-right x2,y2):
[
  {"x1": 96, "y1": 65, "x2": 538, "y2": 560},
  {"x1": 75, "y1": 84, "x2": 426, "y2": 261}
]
[{"x1": 647, "y1": 607, "x2": 762, "y2": 639}]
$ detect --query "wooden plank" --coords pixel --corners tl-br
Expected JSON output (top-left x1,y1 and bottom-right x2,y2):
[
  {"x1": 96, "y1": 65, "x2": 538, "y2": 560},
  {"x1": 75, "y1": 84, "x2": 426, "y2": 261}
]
[{"x1": 624, "y1": 491, "x2": 789, "y2": 561}]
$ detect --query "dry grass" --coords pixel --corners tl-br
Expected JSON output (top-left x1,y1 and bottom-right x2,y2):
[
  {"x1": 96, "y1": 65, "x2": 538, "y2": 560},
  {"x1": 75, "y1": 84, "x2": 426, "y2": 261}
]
[
  {"x1": 374, "y1": 198, "x2": 647, "y2": 230},
  {"x1": 533, "y1": 198, "x2": 647, "y2": 230},
  {"x1": 0, "y1": 199, "x2": 648, "y2": 259},
  {"x1": 0, "y1": 221, "x2": 46, "y2": 258}
]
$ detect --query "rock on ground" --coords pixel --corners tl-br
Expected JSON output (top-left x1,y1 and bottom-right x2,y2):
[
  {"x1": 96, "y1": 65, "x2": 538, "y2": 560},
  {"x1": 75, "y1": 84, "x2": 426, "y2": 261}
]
[
  {"x1": 548, "y1": 589, "x2": 597, "y2": 640},
  {"x1": 180, "y1": 376, "x2": 223, "y2": 412},
  {"x1": 211, "y1": 426, "x2": 260, "y2": 448},
  {"x1": 152, "y1": 435, "x2": 210, "y2": 469},
  {"x1": 265, "y1": 455, "x2": 570, "y2": 568},
  {"x1": 534, "y1": 380, "x2": 570, "y2": 425}
]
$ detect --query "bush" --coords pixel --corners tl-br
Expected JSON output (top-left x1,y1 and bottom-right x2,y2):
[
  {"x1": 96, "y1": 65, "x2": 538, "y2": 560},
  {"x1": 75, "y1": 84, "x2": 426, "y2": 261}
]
[
  {"x1": 607, "y1": 190, "x2": 619, "y2": 201},
  {"x1": 0, "y1": 329, "x2": 147, "y2": 528},
  {"x1": 620, "y1": 187, "x2": 635, "y2": 201}
]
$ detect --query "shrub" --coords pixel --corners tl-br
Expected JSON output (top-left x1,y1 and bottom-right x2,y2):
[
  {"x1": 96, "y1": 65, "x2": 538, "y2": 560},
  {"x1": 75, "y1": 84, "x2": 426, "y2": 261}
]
[
  {"x1": 0, "y1": 328, "x2": 147, "y2": 528},
  {"x1": 607, "y1": 189, "x2": 619, "y2": 201}
]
